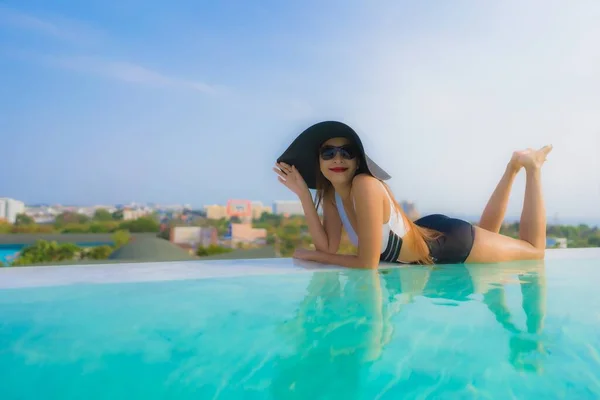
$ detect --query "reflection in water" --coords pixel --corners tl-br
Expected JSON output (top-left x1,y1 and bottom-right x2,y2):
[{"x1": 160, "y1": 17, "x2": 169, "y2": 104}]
[
  {"x1": 271, "y1": 270, "x2": 387, "y2": 399},
  {"x1": 271, "y1": 262, "x2": 547, "y2": 397},
  {"x1": 472, "y1": 263, "x2": 546, "y2": 373},
  {"x1": 389, "y1": 262, "x2": 547, "y2": 373}
]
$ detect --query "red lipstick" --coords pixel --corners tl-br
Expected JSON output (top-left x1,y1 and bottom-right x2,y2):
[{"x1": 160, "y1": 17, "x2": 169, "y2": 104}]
[{"x1": 329, "y1": 167, "x2": 348, "y2": 173}]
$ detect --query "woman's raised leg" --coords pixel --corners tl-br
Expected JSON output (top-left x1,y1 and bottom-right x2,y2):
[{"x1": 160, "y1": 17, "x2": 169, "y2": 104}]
[
  {"x1": 479, "y1": 149, "x2": 530, "y2": 233},
  {"x1": 466, "y1": 145, "x2": 553, "y2": 263},
  {"x1": 518, "y1": 145, "x2": 552, "y2": 250}
]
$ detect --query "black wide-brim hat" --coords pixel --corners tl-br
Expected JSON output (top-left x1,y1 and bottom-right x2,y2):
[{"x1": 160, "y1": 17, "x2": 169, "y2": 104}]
[{"x1": 276, "y1": 121, "x2": 391, "y2": 189}]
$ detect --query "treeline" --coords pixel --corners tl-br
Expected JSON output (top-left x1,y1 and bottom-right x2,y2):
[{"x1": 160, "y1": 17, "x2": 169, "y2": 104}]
[
  {"x1": 6, "y1": 230, "x2": 131, "y2": 267},
  {"x1": 196, "y1": 245, "x2": 233, "y2": 257},
  {"x1": 0, "y1": 210, "x2": 161, "y2": 234},
  {"x1": 499, "y1": 222, "x2": 600, "y2": 248}
]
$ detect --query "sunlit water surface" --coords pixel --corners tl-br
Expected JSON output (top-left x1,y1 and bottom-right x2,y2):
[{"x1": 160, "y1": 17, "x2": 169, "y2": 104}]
[{"x1": 1, "y1": 250, "x2": 599, "y2": 399}]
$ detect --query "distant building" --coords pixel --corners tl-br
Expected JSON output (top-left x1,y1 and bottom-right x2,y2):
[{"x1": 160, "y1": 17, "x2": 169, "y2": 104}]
[
  {"x1": 0, "y1": 198, "x2": 25, "y2": 224},
  {"x1": 250, "y1": 201, "x2": 272, "y2": 219},
  {"x1": 170, "y1": 226, "x2": 218, "y2": 248},
  {"x1": 23, "y1": 205, "x2": 61, "y2": 224},
  {"x1": 227, "y1": 223, "x2": 267, "y2": 247},
  {"x1": 547, "y1": 237, "x2": 567, "y2": 249},
  {"x1": 226, "y1": 199, "x2": 253, "y2": 224},
  {"x1": 123, "y1": 208, "x2": 152, "y2": 220},
  {"x1": 92, "y1": 205, "x2": 118, "y2": 214},
  {"x1": 204, "y1": 201, "x2": 272, "y2": 221},
  {"x1": 170, "y1": 210, "x2": 206, "y2": 226},
  {"x1": 204, "y1": 204, "x2": 228, "y2": 219},
  {"x1": 273, "y1": 200, "x2": 303, "y2": 216}
]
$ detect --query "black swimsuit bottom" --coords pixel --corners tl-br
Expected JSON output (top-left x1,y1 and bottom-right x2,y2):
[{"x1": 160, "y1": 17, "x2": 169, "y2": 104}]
[{"x1": 380, "y1": 214, "x2": 475, "y2": 265}]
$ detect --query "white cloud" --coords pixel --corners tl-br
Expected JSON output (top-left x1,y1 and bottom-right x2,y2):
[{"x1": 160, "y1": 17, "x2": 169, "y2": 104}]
[
  {"x1": 0, "y1": 6, "x2": 222, "y2": 95},
  {"x1": 48, "y1": 55, "x2": 221, "y2": 94}
]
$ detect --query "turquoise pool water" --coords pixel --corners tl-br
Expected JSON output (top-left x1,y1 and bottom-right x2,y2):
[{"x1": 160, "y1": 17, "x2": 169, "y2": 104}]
[
  {"x1": 0, "y1": 245, "x2": 23, "y2": 264},
  {"x1": 0, "y1": 242, "x2": 113, "y2": 265},
  {"x1": 1, "y1": 251, "x2": 599, "y2": 399}
]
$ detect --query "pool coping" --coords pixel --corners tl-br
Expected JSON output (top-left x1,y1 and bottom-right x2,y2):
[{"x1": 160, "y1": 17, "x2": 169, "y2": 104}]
[{"x1": 0, "y1": 248, "x2": 598, "y2": 289}]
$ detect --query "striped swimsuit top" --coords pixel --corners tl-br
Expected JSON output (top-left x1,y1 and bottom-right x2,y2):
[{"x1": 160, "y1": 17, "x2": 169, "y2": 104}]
[{"x1": 334, "y1": 184, "x2": 410, "y2": 262}]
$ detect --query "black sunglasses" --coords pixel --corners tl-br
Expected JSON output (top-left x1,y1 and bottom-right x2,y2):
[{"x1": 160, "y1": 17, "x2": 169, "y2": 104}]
[{"x1": 319, "y1": 145, "x2": 358, "y2": 160}]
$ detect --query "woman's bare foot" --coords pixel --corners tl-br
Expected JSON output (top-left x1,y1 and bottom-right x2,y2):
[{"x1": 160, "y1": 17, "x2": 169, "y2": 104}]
[
  {"x1": 508, "y1": 148, "x2": 533, "y2": 173},
  {"x1": 520, "y1": 145, "x2": 553, "y2": 171}
]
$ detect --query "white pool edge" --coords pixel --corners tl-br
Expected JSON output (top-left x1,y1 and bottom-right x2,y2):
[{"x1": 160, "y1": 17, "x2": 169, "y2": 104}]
[{"x1": 0, "y1": 248, "x2": 598, "y2": 289}]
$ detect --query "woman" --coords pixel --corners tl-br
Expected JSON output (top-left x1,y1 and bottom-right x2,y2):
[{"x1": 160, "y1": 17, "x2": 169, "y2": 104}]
[{"x1": 274, "y1": 120, "x2": 553, "y2": 269}]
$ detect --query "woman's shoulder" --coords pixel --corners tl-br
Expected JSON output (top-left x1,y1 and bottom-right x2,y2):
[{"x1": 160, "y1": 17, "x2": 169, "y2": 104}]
[{"x1": 351, "y1": 173, "x2": 386, "y2": 194}]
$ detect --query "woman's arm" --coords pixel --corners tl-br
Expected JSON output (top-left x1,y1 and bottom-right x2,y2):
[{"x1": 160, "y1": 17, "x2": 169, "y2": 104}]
[
  {"x1": 295, "y1": 175, "x2": 385, "y2": 268},
  {"x1": 275, "y1": 162, "x2": 341, "y2": 254},
  {"x1": 298, "y1": 189, "x2": 342, "y2": 253}
]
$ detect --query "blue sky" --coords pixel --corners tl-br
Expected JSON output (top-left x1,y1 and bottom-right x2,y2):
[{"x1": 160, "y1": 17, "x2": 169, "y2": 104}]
[{"x1": 1, "y1": 1, "x2": 599, "y2": 223}]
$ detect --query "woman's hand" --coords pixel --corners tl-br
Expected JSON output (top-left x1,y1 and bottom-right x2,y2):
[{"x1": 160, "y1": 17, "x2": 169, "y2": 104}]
[
  {"x1": 273, "y1": 162, "x2": 309, "y2": 197},
  {"x1": 292, "y1": 248, "x2": 319, "y2": 261}
]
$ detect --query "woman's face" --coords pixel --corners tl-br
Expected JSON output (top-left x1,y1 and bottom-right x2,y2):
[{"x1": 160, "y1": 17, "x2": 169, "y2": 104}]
[{"x1": 318, "y1": 137, "x2": 359, "y2": 185}]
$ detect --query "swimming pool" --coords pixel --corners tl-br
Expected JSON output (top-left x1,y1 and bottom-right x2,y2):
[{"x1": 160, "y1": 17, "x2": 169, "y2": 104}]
[
  {"x1": 0, "y1": 245, "x2": 23, "y2": 265},
  {"x1": 1, "y1": 248, "x2": 599, "y2": 399}
]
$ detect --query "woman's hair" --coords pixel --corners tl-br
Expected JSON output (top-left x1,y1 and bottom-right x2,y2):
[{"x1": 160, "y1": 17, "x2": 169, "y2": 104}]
[
  {"x1": 314, "y1": 153, "x2": 441, "y2": 265},
  {"x1": 379, "y1": 181, "x2": 442, "y2": 265}
]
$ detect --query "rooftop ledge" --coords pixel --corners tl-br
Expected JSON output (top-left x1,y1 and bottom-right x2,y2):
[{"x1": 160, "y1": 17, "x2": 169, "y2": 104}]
[{"x1": 1, "y1": 248, "x2": 599, "y2": 290}]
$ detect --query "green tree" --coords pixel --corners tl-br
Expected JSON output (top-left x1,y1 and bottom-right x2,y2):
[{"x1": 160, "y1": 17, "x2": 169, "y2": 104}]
[
  {"x1": 93, "y1": 209, "x2": 113, "y2": 221},
  {"x1": 279, "y1": 238, "x2": 297, "y2": 257},
  {"x1": 157, "y1": 227, "x2": 170, "y2": 240},
  {"x1": 84, "y1": 245, "x2": 114, "y2": 260},
  {"x1": 61, "y1": 223, "x2": 91, "y2": 233},
  {"x1": 112, "y1": 230, "x2": 131, "y2": 248},
  {"x1": 196, "y1": 245, "x2": 233, "y2": 257},
  {"x1": 12, "y1": 240, "x2": 82, "y2": 266},
  {"x1": 54, "y1": 212, "x2": 90, "y2": 227},
  {"x1": 0, "y1": 221, "x2": 12, "y2": 233},
  {"x1": 203, "y1": 218, "x2": 230, "y2": 236},
  {"x1": 254, "y1": 212, "x2": 284, "y2": 227},
  {"x1": 118, "y1": 217, "x2": 160, "y2": 233},
  {"x1": 589, "y1": 234, "x2": 600, "y2": 247},
  {"x1": 15, "y1": 213, "x2": 34, "y2": 225},
  {"x1": 283, "y1": 224, "x2": 301, "y2": 236},
  {"x1": 11, "y1": 224, "x2": 56, "y2": 234},
  {"x1": 88, "y1": 222, "x2": 120, "y2": 233}
]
